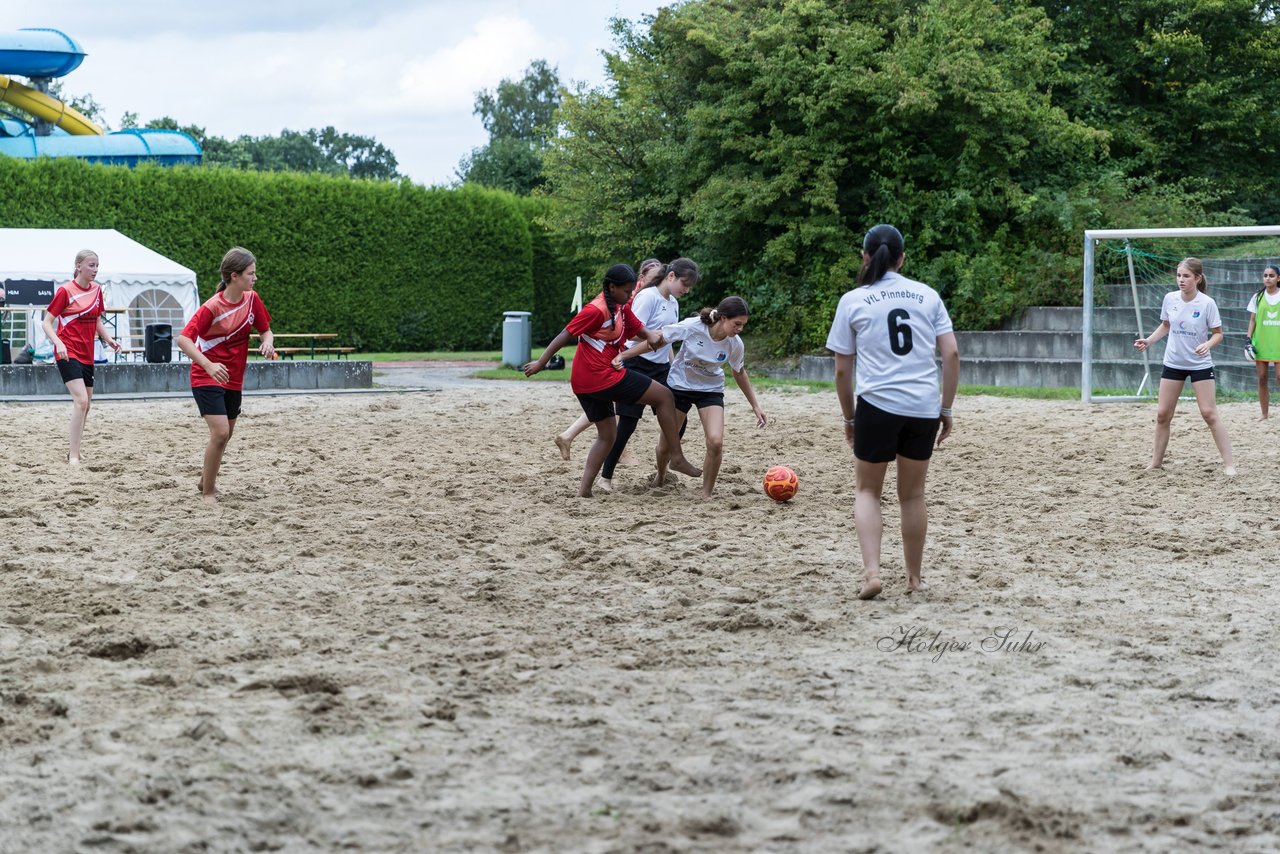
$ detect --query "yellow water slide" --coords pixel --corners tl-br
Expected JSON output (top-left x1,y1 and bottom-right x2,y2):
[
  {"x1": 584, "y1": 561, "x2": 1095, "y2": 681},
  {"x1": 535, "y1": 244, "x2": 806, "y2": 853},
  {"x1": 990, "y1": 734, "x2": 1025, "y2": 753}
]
[{"x1": 0, "y1": 72, "x2": 102, "y2": 135}]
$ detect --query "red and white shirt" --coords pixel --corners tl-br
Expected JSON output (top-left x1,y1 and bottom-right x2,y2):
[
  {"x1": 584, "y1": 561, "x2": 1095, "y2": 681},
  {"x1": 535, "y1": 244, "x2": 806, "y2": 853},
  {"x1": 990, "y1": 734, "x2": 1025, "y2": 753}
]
[
  {"x1": 567, "y1": 292, "x2": 645, "y2": 394},
  {"x1": 46, "y1": 280, "x2": 105, "y2": 364},
  {"x1": 181, "y1": 290, "x2": 271, "y2": 390}
]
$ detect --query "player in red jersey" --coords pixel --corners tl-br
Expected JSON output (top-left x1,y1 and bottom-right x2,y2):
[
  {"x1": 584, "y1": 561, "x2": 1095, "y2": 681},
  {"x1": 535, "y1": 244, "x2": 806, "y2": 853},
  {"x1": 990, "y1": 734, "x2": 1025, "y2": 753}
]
[
  {"x1": 524, "y1": 263, "x2": 700, "y2": 497},
  {"x1": 41, "y1": 249, "x2": 122, "y2": 464},
  {"x1": 176, "y1": 247, "x2": 276, "y2": 503}
]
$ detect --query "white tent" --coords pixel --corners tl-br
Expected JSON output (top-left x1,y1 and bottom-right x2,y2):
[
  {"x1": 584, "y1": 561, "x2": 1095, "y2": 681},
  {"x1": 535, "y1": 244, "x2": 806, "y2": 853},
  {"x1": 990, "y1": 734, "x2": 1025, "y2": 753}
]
[{"x1": 0, "y1": 227, "x2": 199, "y2": 356}]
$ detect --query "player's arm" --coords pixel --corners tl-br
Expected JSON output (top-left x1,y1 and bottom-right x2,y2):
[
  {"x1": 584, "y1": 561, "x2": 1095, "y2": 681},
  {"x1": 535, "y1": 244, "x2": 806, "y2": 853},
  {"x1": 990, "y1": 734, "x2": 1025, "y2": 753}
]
[
  {"x1": 834, "y1": 351, "x2": 856, "y2": 448},
  {"x1": 731, "y1": 365, "x2": 767, "y2": 428},
  {"x1": 1197, "y1": 326, "x2": 1224, "y2": 358},
  {"x1": 937, "y1": 332, "x2": 959, "y2": 445},
  {"x1": 525, "y1": 328, "x2": 574, "y2": 376},
  {"x1": 257, "y1": 327, "x2": 275, "y2": 359},
  {"x1": 177, "y1": 315, "x2": 231, "y2": 384},
  {"x1": 1135, "y1": 320, "x2": 1170, "y2": 351},
  {"x1": 41, "y1": 298, "x2": 67, "y2": 360},
  {"x1": 613, "y1": 332, "x2": 661, "y2": 369},
  {"x1": 95, "y1": 316, "x2": 121, "y2": 352}
]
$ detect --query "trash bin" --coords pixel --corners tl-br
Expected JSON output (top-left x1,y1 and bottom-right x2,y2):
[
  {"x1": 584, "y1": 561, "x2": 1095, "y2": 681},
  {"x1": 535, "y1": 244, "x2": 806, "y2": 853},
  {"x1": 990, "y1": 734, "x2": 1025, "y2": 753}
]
[
  {"x1": 1, "y1": 338, "x2": 10, "y2": 365},
  {"x1": 501, "y1": 311, "x2": 532, "y2": 369}
]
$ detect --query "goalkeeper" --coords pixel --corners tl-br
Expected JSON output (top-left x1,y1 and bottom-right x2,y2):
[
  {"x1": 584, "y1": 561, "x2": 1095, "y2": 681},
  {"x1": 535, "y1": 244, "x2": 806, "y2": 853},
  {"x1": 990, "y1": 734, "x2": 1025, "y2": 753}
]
[{"x1": 1245, "y1": 265, "x2": 1280, "y2": 420}]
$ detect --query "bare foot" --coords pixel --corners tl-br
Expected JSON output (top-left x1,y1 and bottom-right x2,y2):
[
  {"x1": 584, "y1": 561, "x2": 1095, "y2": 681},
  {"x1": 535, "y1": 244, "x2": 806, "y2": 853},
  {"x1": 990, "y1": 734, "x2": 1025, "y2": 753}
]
[
  {"x1": 596, "y1": 477, "x2": 613, "y2": 493},
  {"x1": 67, "y1": 455, "x2": 81, "y2": 465},
  {"x1": 1145, "y1": 462, "x2": 1164, "y2": 471},
  {"x1": 907, "y1": 579, "x2": 928, "y2": 594},
  {"x1": 618, "y1": 450, "x2": 640, "y2": 467},
  {"x1": 647, "y1": 471, "x2": 666, "y2": 487},
  {"x1": 1256, "y1": 414, "x2": 1269, "y2": 421},
  {"x1": 554, "y1": 435, "x2": 572, "y2": 461},
  {"x1": 1224, "y1": 466, "x2": 1238, "y2": 477},
  {"x1": 858, "y1": 574, "x2": 882, "y2": 600},
  {"x1": 201, "y1": 493, "x2": 218, "y2": 505},
  {"x1": 669, "y1": 456, "x2": 702, "y2": 478}
]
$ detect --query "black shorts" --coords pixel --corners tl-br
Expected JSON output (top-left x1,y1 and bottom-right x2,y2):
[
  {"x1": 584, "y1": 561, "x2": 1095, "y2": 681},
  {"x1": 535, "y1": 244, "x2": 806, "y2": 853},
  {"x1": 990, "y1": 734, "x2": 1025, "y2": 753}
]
[
  {"x1": 615, "y1": 358, "x2": 670, "y2": 418},
  {"x1": 1160, "y1": 365, "x2": 1215, "y2": 384},
  {"x1": 192, "y1": 386, "x2": 244, "y2": 420},
  {"x1": 853, "y1": 396, "x2": 940, "y2": 463},
  {"x1": 56, "y1": 359, "x2": 94, "y2": 387},
  {"x1": 575, "y1": 370, "x2": 653, "y2": 423},
  {"x1": 672, "y1": 388, "x2": 725, "y2": 413}
]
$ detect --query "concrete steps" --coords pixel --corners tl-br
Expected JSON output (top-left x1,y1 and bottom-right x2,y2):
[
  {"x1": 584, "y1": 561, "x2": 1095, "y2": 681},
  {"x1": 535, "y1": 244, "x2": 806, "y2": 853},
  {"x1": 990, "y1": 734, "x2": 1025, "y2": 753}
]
[{"x1": 798, "y1": 286, "x2": 1256, "y2": 392}]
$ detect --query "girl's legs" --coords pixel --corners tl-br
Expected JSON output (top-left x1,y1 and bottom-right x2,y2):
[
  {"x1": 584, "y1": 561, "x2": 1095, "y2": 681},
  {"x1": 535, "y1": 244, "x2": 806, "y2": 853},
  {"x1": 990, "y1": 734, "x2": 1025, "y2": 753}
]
[
  {"x1": 579, "y1": 417, "x2": 617, "y2": 498},
  {"x1": 65, "y1": 379, "x2": 90, "y2": 464},
  {"x1": 652, "y1": 411, "x2": 688, "y2": 487},
  {"x1": 1256, "y1": 361, "x2": 1270, "y2": 420},
  {"x1": 600, "y1": 414, "x2": 642, "y2": 486},
  {"x1": 853, "y1": 458, "x2": 889, "y2": 599},
  {"x1": 1191, "y1": 379, "x2": 1236, "y2": 475},
  {"x1": 1149, "y1": 378, "x2": 1183, "y2": 469},
  {"x1": 695, "y1": 405, "x2": 725, "y2": 498},
  {"x1": 896, "y1": 455, "x2": 932, "y2": 592},
  {"x1": 200, "y1": 415, "x2": 235, "y2": 503},
  {"x1": 555, "y1": 414, "x2": 592, "y2": 460},
  {"x1": 636, "y1": 383, "x2": 701, "y2": 477}
]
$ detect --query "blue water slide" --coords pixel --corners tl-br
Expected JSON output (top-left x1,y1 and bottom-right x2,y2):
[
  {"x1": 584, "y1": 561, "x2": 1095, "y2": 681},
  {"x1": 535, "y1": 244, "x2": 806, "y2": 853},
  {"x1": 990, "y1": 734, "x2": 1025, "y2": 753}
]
[
  {"x1": 0, "y1": 128, "x2": 202, "y2": 166},
  {"x1": 0, "y1": 28, "x2": 86, "y2": 78},
  {"x1": 0, "y1": 28, "x2": 201, "y2": 166}
]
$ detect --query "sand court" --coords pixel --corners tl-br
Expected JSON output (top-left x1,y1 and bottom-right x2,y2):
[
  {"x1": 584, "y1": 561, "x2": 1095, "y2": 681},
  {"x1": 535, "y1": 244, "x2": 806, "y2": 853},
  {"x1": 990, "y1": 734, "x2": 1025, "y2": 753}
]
[{"x1": 1, "y1": 378, "x2": 1277, "y2": 850}]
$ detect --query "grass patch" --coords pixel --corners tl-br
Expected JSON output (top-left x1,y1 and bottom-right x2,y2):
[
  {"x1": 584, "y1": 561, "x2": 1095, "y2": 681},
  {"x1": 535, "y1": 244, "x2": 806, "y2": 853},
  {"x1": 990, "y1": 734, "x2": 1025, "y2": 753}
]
[{"x1": 363, "y1": 351, "x2": 501, "y2": 362}]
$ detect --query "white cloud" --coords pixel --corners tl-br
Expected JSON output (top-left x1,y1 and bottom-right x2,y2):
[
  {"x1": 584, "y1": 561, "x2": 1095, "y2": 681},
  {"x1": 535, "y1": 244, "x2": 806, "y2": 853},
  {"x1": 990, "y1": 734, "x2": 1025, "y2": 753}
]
[
  {"x1": 2, "y1": 1, "x2": 661, "y2": 185},
  {"x1": 398, "y1": 16, "x2": 546, "y2": 114}
]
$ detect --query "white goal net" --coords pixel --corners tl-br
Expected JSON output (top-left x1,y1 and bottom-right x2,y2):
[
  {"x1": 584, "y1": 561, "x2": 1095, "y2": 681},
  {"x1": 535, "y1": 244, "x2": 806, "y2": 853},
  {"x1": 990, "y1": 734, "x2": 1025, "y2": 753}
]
[{"x1": 1083, "y1": 226, "x2": 1280, "y2": 403}]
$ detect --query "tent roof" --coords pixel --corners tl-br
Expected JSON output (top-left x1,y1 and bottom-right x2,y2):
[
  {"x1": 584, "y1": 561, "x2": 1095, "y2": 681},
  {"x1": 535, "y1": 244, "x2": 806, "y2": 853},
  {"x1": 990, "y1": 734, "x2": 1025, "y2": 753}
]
[{"x1": 0, "y1": 228, "x2": 196, "y2": 286}]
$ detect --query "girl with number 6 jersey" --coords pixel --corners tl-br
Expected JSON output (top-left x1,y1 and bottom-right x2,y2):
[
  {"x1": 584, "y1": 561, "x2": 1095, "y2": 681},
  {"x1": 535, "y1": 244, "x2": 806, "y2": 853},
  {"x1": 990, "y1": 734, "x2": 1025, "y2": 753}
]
[{"x1": 826, "y1": 224, "x2": 960, "y2": 601}]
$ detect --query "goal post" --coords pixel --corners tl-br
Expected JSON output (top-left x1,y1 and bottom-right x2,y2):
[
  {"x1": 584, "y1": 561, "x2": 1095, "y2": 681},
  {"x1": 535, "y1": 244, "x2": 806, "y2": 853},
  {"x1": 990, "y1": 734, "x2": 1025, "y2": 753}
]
[{"x1": 1082, "y1": 225, "x2": 1280, "y2": 403}]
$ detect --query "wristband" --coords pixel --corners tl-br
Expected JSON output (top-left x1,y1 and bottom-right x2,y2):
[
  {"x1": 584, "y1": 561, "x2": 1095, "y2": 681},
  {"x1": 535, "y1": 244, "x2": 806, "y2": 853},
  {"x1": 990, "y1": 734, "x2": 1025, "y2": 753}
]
[
  {"x1": 842, "y1": 416, "x2": 855, "y2": 426},
  {"x1": 939, "y1": 407, "x2": 953, "y2": 418}
]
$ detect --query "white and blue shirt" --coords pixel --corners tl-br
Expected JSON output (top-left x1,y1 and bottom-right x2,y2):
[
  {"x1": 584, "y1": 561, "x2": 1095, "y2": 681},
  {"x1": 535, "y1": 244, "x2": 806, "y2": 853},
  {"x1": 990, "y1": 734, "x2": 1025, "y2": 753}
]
[
  {"x1": 1160, "y1": 290, "x2": 1221, "y2": 371},
  {"x1": 825, "y1": 271, "x2": 954, "y2": 419},
  {"x1": 663, "y1": 316, "x2": 745, "y2": 392}
]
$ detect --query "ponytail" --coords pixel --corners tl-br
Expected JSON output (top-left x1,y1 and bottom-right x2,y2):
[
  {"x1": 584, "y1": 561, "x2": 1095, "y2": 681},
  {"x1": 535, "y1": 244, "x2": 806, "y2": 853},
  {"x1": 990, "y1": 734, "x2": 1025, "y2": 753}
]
[
  {"x1": 857, "y1": 224, "x2": 905, "y2": 286},
  {"x1": 698, "y1": 296, "x2": 748, "y2": 326},
  {"x1": 218, "y1": 246, "x2": 256, "y2": 293}
]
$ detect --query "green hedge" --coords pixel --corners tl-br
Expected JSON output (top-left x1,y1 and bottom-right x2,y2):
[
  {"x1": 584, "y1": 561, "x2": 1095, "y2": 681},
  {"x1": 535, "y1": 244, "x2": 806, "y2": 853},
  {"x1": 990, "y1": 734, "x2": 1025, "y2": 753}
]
[
  {"x1": 0, "y1": 157, "x2": 534, "y2": 351},
  {"x1": 515, "y1": 196, "x2": 587, "y2": 345}
]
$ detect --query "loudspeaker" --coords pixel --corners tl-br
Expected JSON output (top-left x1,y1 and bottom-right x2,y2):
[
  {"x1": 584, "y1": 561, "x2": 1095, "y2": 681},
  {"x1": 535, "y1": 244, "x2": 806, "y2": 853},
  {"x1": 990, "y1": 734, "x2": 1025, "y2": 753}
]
[
  {"x1": 1, "y1": 338, "x2": 10, "y2": 365},
  {"x1": 144, "y1": 323, "x2": 173, "y2": 363}
]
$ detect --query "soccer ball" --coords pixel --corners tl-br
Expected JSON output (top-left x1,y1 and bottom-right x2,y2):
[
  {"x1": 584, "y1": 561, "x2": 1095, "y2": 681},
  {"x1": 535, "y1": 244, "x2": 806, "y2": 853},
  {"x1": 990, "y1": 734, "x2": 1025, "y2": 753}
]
[{"x1": 763, "y1": 465, "x2": 798, "y2": 502}]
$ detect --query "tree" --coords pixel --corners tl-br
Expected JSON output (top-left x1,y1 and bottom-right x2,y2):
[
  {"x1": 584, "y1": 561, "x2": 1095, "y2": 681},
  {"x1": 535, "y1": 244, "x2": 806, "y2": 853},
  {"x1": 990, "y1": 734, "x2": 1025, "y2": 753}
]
[
  {"x1": 134, "y1": 118, "x2": 402, "y2": 180},
  {"x1": 543, "y1": 0, "x2": 1109, "y2": 346},
  {"x1": 1032, "y1": 0, "x2": 1280, "y2": 222},
  {"x1": 456, "y1": 60, "x2": 562, "y2": 194}
]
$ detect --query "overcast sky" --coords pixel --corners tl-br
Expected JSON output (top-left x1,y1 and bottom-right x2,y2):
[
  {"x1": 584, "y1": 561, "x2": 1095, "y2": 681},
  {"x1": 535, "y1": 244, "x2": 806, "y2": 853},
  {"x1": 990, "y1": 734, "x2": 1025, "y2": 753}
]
[{"x1": 6, "y1": 1, "x2": 661, "y2": 185}]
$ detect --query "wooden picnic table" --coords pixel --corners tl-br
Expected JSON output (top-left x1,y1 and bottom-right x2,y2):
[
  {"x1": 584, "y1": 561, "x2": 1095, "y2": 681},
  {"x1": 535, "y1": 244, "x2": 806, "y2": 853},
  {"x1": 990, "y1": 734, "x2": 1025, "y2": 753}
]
[{"x1": 251, "y1": 332, "x2": 342, "y2": 360}]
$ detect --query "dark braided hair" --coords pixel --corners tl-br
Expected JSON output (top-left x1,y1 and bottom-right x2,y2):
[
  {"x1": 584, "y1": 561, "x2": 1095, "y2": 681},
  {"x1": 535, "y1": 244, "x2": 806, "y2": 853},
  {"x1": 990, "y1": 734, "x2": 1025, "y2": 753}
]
[{"x1": 602, "y1": 263, "x2": 637, "y2": 320}]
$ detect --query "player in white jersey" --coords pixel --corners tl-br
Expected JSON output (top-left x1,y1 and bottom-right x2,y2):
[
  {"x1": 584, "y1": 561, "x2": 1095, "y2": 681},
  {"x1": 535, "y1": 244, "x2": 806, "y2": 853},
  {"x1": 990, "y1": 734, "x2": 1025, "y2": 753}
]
[
  {"x1": 825, "y1": 224, "x2": 960, "y2": 600},
  {"x1": 616, "y1": 296, "x2": 767, "y2": 497},
  {"x1": 1134, "y1": 257, "x2": 1236, "y2": 475}
]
